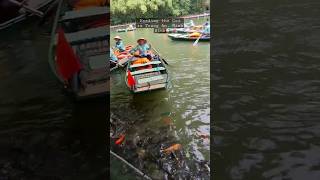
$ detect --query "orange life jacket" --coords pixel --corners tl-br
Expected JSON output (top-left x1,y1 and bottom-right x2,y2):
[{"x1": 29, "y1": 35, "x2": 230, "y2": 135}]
[{"x1": 132, "y1": 58, "x2": 152, "y2": 70}]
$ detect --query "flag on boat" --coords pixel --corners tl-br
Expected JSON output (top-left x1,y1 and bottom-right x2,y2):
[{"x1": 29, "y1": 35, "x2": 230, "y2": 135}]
[
  {"x1": 56, "y1": 28, "x2": 82, "y2": 81},
  {"x1": 127, "y1": 70, "x2": 135, "y2": 88}
]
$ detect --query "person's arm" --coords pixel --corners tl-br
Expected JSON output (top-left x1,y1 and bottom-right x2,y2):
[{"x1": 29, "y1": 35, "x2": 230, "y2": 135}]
[
  {"x1": 120, "y1": 42, "x2": 125, "y2": 51},
  {"x1": 115, "y1": 43, "x2": 120, "y2": 49},
  {"x1": 146, "y1": 44, "x2": 151, "y2": 51},
  {"x1": 129, "y1": 46, "x2": 137, "y2": 54}
]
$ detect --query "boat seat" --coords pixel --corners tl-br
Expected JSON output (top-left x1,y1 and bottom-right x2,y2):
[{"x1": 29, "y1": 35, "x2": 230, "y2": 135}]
[
  {"x1": 137, "y1": 75, "x2": 164, "y2": 84},
  {"x1": 88, "y1": 54, "x2": 107, "y2": 69},
  {"x1": 55, "y1": 26, "x2": 109, "y2": 45},
  {"x1": 60, "y1": 7, "x2": 109, "y2": 22},
  {"x1": 130, "y1": 61, "x2": 161, "y2": 68},
  {"x1": 131, "y1": 67, "x2": 166, "y2": 75}
]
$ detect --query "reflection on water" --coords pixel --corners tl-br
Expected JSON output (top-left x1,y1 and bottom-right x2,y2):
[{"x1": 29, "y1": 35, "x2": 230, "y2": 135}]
[
  {"x1": 213, "y1": 1, "x2": 320, "y2": 179},
  {"x1": 110, "y1": 17, "x2": 210, "y2": 179},
  {"x1": 0, "y1": 19, "x2": 106, "y2": 179}
]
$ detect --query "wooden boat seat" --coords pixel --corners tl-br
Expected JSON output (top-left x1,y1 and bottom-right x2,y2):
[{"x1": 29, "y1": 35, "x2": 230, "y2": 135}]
[
  {"x1": 131, "y1": 67, "x2": 166, "y2": 75},
  {"x1": 55, "y1": 26, "x2": 109, "y2": 45},
  {"x1": 135, "y1": 84, "x2": 166, "y2": 93},
  {"x1": 60, "y1": 7, "x2": 109, "y2": 22},
  {"x1": 86, "y1": 68, "x2": 107, "y2": 83},
  {"x1": 88, "y1": 54, "x2": 107, "y2": 69},
  {"x1": 130, "y1": 61, "x2": 161, "y2": 68},
  {"x1": 77, "y1": 79, "x2": 109, "y2": 97},
  {"x1": 137, "y1": 75, "x2": 164, "y2": 84}
]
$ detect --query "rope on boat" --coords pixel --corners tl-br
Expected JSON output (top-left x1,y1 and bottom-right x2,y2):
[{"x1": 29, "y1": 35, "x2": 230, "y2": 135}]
[{"x1": 110, "y1": 150, "x2": 153, "y2": 180}]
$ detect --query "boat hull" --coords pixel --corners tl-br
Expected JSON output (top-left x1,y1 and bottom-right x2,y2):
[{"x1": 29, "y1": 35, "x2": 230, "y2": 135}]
[
  {"x1": 168, "y1": 34, "x2": 210, "y2": 41},
  {"x1": 48, "y1": 0, "x2": 109, "y2": 101},
  {"x1": 125, "y1": 52, "x2": 169, "y2": 93}
]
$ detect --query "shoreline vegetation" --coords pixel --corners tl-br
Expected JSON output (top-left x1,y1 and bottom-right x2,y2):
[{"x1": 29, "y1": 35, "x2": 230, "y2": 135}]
[
  {"x1": 111, "y1": 0, "x2": 210, "y2": 25},
  {"x1": 110, "y1": 12, "x2": 210, "y2": 29}
]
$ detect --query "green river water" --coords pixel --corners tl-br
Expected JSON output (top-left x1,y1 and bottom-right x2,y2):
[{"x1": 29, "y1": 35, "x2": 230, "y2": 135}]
[{"x1": 110, "y1": 17, "x2": 210, "y2": 179}]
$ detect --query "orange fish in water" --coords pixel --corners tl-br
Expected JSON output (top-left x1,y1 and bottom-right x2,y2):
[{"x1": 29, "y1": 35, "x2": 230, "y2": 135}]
[
  {"x1": 197, "y1": 132, "x2": 210, "y2": 139},
  {"x1": 115, "y1": 134, "x2": 125, "y2": 145},
  {"x1": 162, "y1": 144, "x2": 182, "y2": 154},
  {"x1": 199, "y1": 134, "x2": 210, "y2": 139},
  {"x1": 162, "y1": 117, "x2": 173, "y2": 125}
]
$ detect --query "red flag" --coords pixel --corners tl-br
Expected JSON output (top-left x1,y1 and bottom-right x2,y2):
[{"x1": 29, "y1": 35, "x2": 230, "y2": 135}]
[
  {"x1": 127, "y1": 70, "x2": 135, "y2": 88},
  {"x1": 56, "y1": 28, "x2": 82, "y2": 81}
]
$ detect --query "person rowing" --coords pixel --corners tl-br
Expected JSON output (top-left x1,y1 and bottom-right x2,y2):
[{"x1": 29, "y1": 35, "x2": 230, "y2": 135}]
[
  {"x1": 201, "y1": 24, "x2": 210, "y2": 36},
  {"x1": 185, "y1": 19, "x2": 195, "y2": 27},
  {"x1": 129, "y1": 38, "x2": 153, "y2": 69},
  {"x1": 129, "y1": 37, "x2": 152, "y2": 60},
  {"x1": 110, "y1": 48, "x2": 118, "y2": 62},
  {"x1": 113, "y1": 35, "x2": 125, "y2": 52}
]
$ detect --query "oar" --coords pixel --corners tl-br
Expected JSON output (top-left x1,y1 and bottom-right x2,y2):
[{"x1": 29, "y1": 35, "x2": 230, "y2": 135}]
[
  {"x1": 110, "y1": 60, "x2": 119, "y2": 72},
  {"x1": 38, "y1": 0, "x2": 59, "y2": 25},
  {"x1": 9, "y1": 0, "x2": 44, "y2": 17},
  {"x1": 193, "y1": 33, "x2": 202, "y2": 46},
  {"x1": 110, "y1": 150, "x2": 152, "y2": 180},
  {"x1": 150, "y1": 45, "x2": 169, "y2": 65}
]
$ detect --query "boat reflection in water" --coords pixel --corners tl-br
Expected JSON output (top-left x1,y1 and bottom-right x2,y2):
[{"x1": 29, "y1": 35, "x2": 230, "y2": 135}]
[
  {"x1": 0, "y1": 0, "x2": 55, "y2": 30},
  {"x1": 48, "y1": 0, "x2": 109, "y2": 101}
]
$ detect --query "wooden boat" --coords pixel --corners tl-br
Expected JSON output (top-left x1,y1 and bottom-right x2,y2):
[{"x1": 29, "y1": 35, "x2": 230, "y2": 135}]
[
  {"x1": 126, "y1": 27, "x2": 136, "y2": 31},
  {"x1": 48, "y1": 0, "x2": 109, "y2": 100},
  {"x1": 116, "y1": 28, "x2": 126, "y2": 32},
  {"x1": 125, "y1": 48, "x2": 169, "y2": 93},
  {"x1": 116, "y1": 25, "x2": 136, "y2": 33},
  {"x1": 168, "y1": 33, "x2": 210, "y2": 41},
  {"x1": 110, "y1": 45, "x2": 133, "y2": 72},
  {"x1": 166, "y1": 25, "x2": 204, "y2": 34},
  {"x1": 0, "y1": 0, "x2": 55, "y2": 30}
]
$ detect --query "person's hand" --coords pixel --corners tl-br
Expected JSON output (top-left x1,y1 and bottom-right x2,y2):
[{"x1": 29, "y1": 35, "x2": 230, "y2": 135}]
[{"x1": 134, "y1": 52, "x2": 139, "y2": 56}]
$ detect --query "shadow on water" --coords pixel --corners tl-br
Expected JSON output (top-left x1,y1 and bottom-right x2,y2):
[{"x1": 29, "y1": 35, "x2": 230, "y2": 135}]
[{"x1": 0, "y1": 18, "x2": 107, "y2": 179}]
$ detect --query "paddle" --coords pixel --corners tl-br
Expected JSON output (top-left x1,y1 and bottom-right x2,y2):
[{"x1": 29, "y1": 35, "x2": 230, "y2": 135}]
[
  {"x1": 9, "y1": 0, "x2": 44, "y2": 17},
  {"x1": 193, "y1": 33, "x2": 202, "y2": 46},
  {"x1": 150, "y1": 44, "x2": 169, "y2": 65},
  {"x1": 38, "y1": 0, "x2": 59, "y2": 26},
  {"x1": 110, "y1": 60, "x2": 119, "y2": 72}
]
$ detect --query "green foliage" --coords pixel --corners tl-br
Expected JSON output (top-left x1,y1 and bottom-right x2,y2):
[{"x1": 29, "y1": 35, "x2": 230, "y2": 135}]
[{"x1": 110, "y1": 0, "x2": 209, "y2": 25}]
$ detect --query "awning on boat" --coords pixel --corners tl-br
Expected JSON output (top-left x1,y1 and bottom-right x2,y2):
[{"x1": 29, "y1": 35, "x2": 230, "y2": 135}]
[
  {"x1": 55, "y1": 25, "x2": 109, "y2": 45},
  {"x1": 60, "y1": 6, "x2": 109, "y2": 22}
]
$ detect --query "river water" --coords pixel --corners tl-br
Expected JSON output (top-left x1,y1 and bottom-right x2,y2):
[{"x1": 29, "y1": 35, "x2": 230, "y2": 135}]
[
  {"x1": 213, "y1": 0, "x2": 320, "y2": 179},
  {"x1": 110, "y1": 18, "x2": 210, "y2": 179},
  {"x1": 0, "y1": 18, "x2": 107, "y2": 179}
]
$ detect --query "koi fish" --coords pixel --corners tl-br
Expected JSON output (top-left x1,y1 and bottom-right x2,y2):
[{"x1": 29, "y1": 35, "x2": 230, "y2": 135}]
[
  {"x1": 115, "y1": 134, "x2": 125, "y2": 145},
  {"x1": 197, "y1": 132, "x2": 210, "y2": 139},
  {"x1": 162, "y1": 117, "x2": 173, "y2": 125},
  {"x1": 161, "y1": 144, "x2": 182, "y2": 154}
]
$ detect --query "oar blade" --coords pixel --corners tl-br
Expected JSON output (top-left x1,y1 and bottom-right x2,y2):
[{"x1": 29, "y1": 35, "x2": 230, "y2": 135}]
[{"x1": 193, "y1": 34, "x2": 202, "y2": 46}]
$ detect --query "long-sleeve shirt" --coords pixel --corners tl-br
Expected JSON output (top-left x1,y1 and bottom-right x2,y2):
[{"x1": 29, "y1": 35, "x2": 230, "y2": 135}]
[
  {"x1": 115, "y1": 40, "x2": 125, "y2": 52},
  {"x1": 110, "y1": 48, "x2": 118, "y2": 61},
  {"x1": 201, "y1": 25, "x2": 210, "y2": 35},
  {"x1": 129, "y1": 44, "x2": 150, "y2": 56}
]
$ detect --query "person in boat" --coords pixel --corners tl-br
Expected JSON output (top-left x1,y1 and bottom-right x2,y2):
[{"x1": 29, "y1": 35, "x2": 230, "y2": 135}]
[
  {"x1": 203, "y1": 18, "x2": 209, "y2": 26},
  {"x1": 128, "y1": 24, "x2": 134, "y2": 30},
  {"x1": 114, "y1": 36, "x2": 125, "y2": 52},
  {"x1": 129, "y1": 38, "x2": 152, "y2": 60},
  {"x1": 201, "y1": 24, "x2": 210, "y2": 36},
  {"x1": 185, "y1": 19, "x2": 195, "y2": 27},
  {"x1": 110, "y1": 48, "x2": 118, "y2": 62}
]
